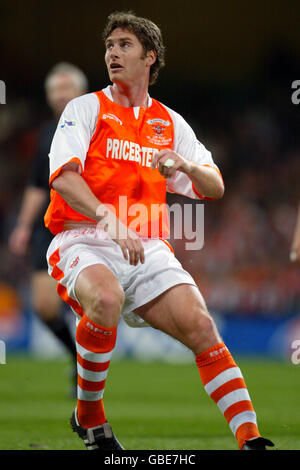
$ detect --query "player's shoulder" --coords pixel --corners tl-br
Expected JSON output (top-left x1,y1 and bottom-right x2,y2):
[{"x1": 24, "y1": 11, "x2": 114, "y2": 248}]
[
  {"x1": 66, "y1": 92, "x2": 99, "y2": 111},
  {"x1": 62, "y1": 93, "x2": 100, "y2": 128}
]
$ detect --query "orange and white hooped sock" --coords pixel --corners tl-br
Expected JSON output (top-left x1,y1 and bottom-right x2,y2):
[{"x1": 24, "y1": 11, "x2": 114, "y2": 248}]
[
  {"x1": 75, "y1": 314, "x2": 117, "y2": 429},
  {"x1": 195, "y1": 342, "x2": 260, "y2": 449}
]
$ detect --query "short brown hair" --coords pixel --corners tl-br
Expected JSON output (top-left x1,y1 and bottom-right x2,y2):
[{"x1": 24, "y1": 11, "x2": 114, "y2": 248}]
[{"x1": 102, "y1": 11, "x2": 165, "y2": 85}]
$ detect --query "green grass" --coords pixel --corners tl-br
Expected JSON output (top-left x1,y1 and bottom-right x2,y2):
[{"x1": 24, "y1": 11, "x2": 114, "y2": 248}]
[{"x1": 0, "y1": 355, "x2": 299, "y2": 450}]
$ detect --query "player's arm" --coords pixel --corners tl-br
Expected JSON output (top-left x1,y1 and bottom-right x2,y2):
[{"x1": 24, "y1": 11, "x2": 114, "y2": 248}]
[
  {"x1": 152, "y1": 148, "x2": 224, "y2": 199},
  {"x1": 49, "y1": 97, "x2": 144, "y2": 265},
  {"x1": 151, "y1": 108, "x2": 224, "y2": 200},
  {"x1": 290, "y1": 202, "x2": 300, "y2": 263},
  {"x1": 51, "y1": 163, "x2": 102, "y2": 221},
  {"x1": 51, "y1": 165, "x2": 144, "y2": 265}
]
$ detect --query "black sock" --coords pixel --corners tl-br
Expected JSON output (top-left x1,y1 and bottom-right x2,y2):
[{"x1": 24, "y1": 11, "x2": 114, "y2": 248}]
[{"x1": 43, "y1": 314, "x2": 77, "y2": 361}]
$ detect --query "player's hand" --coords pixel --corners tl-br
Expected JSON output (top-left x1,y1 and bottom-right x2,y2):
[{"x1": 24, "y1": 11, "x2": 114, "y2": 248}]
[
  {"x1": 96, "y1": 205, "x2": 145, "y2": 265},
  {"x1": 8, "y1": 224, "x2": 31, "y2": 256},
  {"x1": 113, "y1": 228, "x2": 145, "y2": 266},
  {"x1": 151, "y1": 149, "x2": 192, "y2": 179}
]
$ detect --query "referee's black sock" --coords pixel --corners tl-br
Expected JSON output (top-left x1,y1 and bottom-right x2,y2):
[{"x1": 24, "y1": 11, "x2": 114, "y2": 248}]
[{"x1": 43, "y1": 313, "x2": 77, "y2": 360}]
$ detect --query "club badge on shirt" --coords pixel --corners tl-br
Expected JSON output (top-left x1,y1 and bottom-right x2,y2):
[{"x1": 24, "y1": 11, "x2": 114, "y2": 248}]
[{"x1": 146, "y1": 118, "x2": 172, "y2": 146}]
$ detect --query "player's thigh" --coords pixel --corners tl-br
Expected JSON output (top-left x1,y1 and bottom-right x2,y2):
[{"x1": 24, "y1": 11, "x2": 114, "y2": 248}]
[
  {"x1": 74, "y1": 263, "x2": 125, "y2": 325},
  {"x1": 134, "y1": 283, "x2": 221, "y2": 352},
  {"x1": 31, "y1": 270, "x2": 62, "y2": 319}
]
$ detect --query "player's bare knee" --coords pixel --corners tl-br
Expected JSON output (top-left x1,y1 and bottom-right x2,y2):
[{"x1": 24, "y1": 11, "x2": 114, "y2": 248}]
[
  {"x1": 87, "y1": 286, "x2": 124, "y2": 326},
  {"x1": 184, "y1": 309, "x2": 218, "y2": 352},
  {"x1": 197, "y1": 313, "x2": 217, "y2": 338}
]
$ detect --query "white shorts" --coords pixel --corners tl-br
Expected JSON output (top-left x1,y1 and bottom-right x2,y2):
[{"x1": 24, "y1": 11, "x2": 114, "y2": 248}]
[{"x1": 46, "y1": 226, "x2": 196, "y2": 328}]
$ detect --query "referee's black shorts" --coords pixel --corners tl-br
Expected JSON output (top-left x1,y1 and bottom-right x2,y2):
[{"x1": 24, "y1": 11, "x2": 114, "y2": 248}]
[{"x1": 31, "y1": 224, "x2": 54, "y2": 271}]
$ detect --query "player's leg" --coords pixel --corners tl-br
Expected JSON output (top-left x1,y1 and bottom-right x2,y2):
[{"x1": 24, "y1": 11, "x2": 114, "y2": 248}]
[
  {"x1": 73, "y1": 264, "x2": 124, "y2": 430},
  {"x1": 134, "y1": 284, "x2": 271, "y2": 450},
  {"x1": 31, "y1": 271, "x2": 77, "y2": 359},
  {"x1": 135, "y1": 284, "x2": 221, "y2": 352},
  {"x1": 75, "y1": 264, "x2": 124, "y2": 327}
]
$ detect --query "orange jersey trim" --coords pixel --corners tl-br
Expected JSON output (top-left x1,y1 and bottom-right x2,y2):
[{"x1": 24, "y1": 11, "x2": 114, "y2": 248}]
[
  {"x1": 160, "y1": 238, "x2": 174, "y2": 254},
  {"x1": 48, "y1": 248, "x2": 84, "y2": 317},
  {"x1": 49, "y1": 157, "x2": 83, "y2": 187},
  {"x1": 45, "y1": 157, "x2": 87, "y2": 234}
]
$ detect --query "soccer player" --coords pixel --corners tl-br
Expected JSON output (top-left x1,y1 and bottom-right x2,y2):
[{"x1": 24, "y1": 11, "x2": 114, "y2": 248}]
[
  {"x1": 9, "y1": 63, "x2": 88, "y2": 395},
  {"x1": 44, "y1": 12, "x2": 274, "y2": 450}
]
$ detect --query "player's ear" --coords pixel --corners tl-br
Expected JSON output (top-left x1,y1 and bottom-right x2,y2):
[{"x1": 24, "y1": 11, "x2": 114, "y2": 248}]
[{"x1": 146, "y1": 50, "x2": 156, "y2": 67}]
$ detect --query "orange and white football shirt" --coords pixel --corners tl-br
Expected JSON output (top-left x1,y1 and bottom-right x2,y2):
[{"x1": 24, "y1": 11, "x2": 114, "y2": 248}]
[{"x1": 44, "y1": 86, "x2": 221, "y2": 238}]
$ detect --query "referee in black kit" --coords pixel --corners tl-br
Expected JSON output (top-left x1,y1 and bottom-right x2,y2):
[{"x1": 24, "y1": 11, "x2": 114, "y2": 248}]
[{"x1": 9, "y1": 63, "x2": 88, "y2": 396}]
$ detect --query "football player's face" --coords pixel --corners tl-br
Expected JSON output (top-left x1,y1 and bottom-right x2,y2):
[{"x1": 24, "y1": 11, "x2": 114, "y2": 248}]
[
  {"x1": 105, "y1": 28, "x2": 154, "y2": 86},
  {"x1": 46, "y1": 74, "x2": 83, "y2": 117}
]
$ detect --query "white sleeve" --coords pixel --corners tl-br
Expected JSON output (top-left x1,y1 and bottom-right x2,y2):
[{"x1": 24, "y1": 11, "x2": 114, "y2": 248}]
[
  {"x1": 165, "y1": 107, "x2": 221, "y2": 199},
  {"x1": 49, "y1": 93, "x2": 99, "y2": 184}
]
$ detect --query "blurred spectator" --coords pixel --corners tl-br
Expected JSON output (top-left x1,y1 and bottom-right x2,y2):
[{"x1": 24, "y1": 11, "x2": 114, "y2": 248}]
[{"x1": 2, "y1": 63, "x2": 88, "y2": 392}]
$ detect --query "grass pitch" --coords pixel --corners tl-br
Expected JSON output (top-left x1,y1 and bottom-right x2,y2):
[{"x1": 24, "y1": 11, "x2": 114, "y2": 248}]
[{"x1": 0, "y1": 355, "x2": 299, "y2": 450}]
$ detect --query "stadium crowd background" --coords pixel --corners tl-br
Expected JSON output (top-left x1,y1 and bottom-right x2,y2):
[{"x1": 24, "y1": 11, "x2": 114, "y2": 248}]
[{"x1": 0, "y1": 0, "x2": 299, "y2": 354}]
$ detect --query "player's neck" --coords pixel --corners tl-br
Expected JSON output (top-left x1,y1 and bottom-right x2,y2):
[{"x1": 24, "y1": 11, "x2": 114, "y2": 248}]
[{"x1": 110, "y1": 82, "x2": 149, "y2": 108}]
